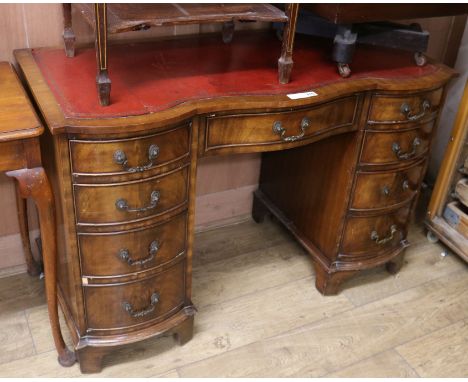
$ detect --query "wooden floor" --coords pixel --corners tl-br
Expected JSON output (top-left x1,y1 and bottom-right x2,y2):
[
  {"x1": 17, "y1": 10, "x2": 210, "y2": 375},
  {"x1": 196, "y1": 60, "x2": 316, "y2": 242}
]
[{"x1": 0, "y1": 217, "x2": 467, "y2": 377}]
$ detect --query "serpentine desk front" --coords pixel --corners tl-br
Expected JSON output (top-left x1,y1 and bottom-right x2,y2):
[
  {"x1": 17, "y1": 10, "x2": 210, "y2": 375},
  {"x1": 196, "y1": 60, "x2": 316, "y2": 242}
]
[{"x1": 15, "y1": 31, "x2": 454, "y2": 373}]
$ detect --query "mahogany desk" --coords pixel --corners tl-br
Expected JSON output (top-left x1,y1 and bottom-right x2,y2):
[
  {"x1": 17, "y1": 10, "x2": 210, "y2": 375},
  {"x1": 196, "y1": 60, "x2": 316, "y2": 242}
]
[
  {"x1": 15, "y1": 32, "x2": 455, "y2": 373},
  {"x1": 0, "y1": 62, "x2": 75, "y2": 366}
]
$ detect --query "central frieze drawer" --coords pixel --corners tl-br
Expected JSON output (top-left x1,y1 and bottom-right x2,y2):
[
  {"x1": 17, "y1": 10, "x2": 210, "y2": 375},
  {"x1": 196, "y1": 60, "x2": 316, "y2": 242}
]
[
  {"x1": 74, "y1": 166, "x2": 189, "y2": 225},
  {"x1": 341, "y1": 206, "x2": 411, "y2": 257},
  {"x1": 350, "y1": 161, "x2": 425, "y2": 211},
  {"x1": 79, "y1": 213, "x2": 187, "y2": 277},
  {"x1": 70, "y1": 124, "x2": 190, "y2": 176},
  {"x1": 204, "y1": 96, "x2": 358, "y2": 153},
  {"x1": 84, "y1": 260, "x2": 185, "y2": 331}
]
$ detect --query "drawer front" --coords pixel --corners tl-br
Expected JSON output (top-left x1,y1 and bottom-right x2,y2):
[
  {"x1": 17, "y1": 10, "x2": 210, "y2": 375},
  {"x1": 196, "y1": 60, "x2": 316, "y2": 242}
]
[
  {"x1": 74, "y1": 166, "x2": 189, "y2": 225},
  {"x1": 360, "y1": 122, "x2": 433, "y2": 166},
  {"x1": 85, "y1": 260, "x2": 185, "y2": 330},
  {"x1": 79, "y1": 213, "x2": 187, "y2": 277},
  {"x1": 205, "y1": 96, "x2": 357, "y2": 151},
  {"x1": 341, "y1": 206, "x2": 410, "y2": 256},
  {"x1": 351, "y1": 161, "x2": 425, "y2": 210},
  {"x1": 70, "y1": 124, "x2": 190, "y2": 175},
  {"x1": 368, "y1": 88, "x2": 442, "y2": 125}
]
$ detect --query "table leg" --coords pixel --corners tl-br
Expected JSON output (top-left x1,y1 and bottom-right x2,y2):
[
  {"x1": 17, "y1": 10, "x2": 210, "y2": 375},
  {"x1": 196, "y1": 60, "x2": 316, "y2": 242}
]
[
  {"x1": 278, "y1": 3, "x2": 299, "y2": 84},
  {"x1": 6, "y1": 167, "x2": 76, "y2": 367},
  {"x1": 94, "y1": 3, "x2": 111, "y2": 106},
  {"x1": 62, "y1": 4, "x2": 76, "y2": 58},
  {"x1": 14, "y1": 182, "x2": 41, "y2": 276}
]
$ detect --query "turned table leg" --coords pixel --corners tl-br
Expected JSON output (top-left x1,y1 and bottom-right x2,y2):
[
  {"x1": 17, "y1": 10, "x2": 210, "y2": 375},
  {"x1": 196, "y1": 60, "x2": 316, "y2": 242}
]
[
  {"x1": 6, "y1": 168, "x2": 76, "y2": 367},
  {"x1": 62, "y1": 3, "x2": 76, "y2": 58},
  {"x1": 14, "y1": 181, "x2": 41, "y2": 276},
  {"x1": 278, "y1": 3, "x2": 299, "y2": 84},
  {"x1": 94, "y1": 3, "x2": 111, "y2": 106}
]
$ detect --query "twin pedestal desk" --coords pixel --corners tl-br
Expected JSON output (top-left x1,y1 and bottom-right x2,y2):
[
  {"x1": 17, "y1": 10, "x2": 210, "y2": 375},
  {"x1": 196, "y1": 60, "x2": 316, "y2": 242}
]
[{"x1": 15, "y1": 32, "x2": 454, "y2": 373}]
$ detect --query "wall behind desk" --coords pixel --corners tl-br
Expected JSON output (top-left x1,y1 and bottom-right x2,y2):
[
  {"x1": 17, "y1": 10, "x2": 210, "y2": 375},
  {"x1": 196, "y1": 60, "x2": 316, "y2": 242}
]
[{"x1": 0, "y1": 4, "x2": 465, "y2": 275}]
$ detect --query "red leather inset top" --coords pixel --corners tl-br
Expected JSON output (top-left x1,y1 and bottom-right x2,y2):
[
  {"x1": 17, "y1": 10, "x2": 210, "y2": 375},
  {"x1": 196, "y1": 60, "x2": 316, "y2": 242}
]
[{"x1": 32, "y1": 32, "x2": 436, "y2": 119}]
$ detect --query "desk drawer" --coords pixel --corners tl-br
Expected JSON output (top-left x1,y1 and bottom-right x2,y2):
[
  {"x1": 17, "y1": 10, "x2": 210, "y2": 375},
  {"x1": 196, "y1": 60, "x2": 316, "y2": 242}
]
[
  {"x1": 74, "y1": 166, "x2": 189, "y2": 226},
  {"x1": 368, "y1": 88, "x2": 442, "y2": 125},
  {"x1": 351, "y1": 161, "x2": 425, "y2": 211},
  {"x1": 204, "y1": 96, "x2": 358, "y2": 153},
  {"x1": 84, "y1": 260, "x2": 185, "y2": 331},
  {"x1": 70, "y1": 124, "x2": 190, "y2": 176},
  {"x1": 360, "y1": 122, "x2": 433, "y2": 167},
  {"x1": 79, "y1": 213, "x2": 187, "y2": 277},
  {"x1": 341, "y1": 206, "x2": 410, "y2": 257}
]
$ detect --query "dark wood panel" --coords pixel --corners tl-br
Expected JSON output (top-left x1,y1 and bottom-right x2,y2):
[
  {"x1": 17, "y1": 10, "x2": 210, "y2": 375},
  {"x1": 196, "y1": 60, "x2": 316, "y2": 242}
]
[
  {"x1": 259, "y1": 130, "x2": 362, "y2": 261},
  {"x1": 305, "y1": 4, "x2": 468, "y2": 24}
]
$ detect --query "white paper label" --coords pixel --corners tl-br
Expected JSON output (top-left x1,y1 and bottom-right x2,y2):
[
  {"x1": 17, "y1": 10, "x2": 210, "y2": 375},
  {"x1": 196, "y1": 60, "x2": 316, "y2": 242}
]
[{"x1": 287, "y1": 91, "x2": 318, "y2": 100}]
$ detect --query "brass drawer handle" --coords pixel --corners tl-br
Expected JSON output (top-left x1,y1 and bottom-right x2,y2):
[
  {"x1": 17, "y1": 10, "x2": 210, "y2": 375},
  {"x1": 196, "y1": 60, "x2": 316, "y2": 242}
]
[
  {"x1": 382, "y1": 186, "x2": 391, "y2": 196},
  {"x1": 392, "y1": 137, "x2": 421, "y2": 160},
  {"x1": 382, "y1": 179, "x2": 411, "y2": 196},
  {"x1": 115, "y1": 190, "x2": 160, "y2": 213},
  {"x1": 400, "y1": 99, "x2": 431, "y2": 121},
  {"x1": 272, "y1": 117, "x2": 310, "y2": 142},
  {"x1": 113, "y1": 144, "x2": 160, "y2": 173},
  {"x1": 118, "y1": 240, "x2": 160, "y2": 266},
  {"x1": 122, "y1": 292, "x2": 160, "y2": 318},
  {"x1": 371, "y1": 224, "x2": 398, "y2": 245}
]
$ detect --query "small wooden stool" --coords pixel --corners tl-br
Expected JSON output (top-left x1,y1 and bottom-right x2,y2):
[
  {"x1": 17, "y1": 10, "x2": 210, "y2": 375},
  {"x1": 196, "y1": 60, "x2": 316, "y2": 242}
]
[{"x1": 0, "y1": 62, "x2": 76, "y2": 366}]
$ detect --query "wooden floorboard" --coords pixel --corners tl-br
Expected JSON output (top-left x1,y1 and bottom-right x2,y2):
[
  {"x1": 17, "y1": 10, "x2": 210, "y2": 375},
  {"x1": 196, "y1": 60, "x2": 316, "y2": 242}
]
[
  {"x1": 0, "y1": 218, "x2": 466, "y2": 377},
  {"x1": 396, "y1": 318, "x2": 468, "y2": 377}
]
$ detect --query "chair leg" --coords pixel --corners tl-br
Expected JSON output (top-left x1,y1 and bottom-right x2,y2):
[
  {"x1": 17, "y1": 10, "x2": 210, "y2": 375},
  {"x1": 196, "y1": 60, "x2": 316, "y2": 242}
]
[
  {"x1": 14, "y1": 181, "x2": 41, "y2": 276},
  {"x1": 62, "y1": 4, "x2": 76, "y2": 58},
  {"x1": 94, "y1": 3, "x2": 111, "y2": 106},
  {"x1": 278, "y1": 3, "x2": 299, "y2": 84},
  {"x1": 7, "y1": 168, "x2": 76, "y2": 367}
]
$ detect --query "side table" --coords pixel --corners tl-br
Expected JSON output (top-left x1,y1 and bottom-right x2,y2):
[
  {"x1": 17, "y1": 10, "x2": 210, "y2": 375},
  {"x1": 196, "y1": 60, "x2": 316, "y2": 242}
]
[{"x1": 0, "y1": 62, "x2": 75, "y2": 366}]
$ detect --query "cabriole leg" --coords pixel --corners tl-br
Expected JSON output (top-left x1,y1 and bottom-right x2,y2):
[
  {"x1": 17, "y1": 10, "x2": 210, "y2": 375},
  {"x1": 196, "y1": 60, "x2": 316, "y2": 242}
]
[
  {"x1": 14, "y1": 181, "x2": 41, "y2": 276},
  {"x1": 6, "y1": 168, "x2": 76, "y2": 367}
]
